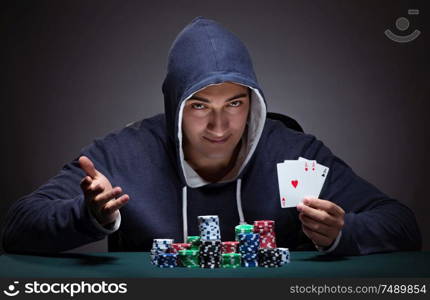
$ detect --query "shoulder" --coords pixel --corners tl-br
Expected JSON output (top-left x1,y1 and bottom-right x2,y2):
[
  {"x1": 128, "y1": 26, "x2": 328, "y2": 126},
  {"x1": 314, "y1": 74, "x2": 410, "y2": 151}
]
[
  {"x1": 96, "y1": 114, "x2": 167, "y2": 146},
  {"x1": 260, "y1": 118, "x2": 320, "y2": 154},
  {"x1": 256, "y1": 118, "x2": 348, "y2": 171},
  {"x1": 81, "y1": 114, "x2": 170, "y2": 159}
]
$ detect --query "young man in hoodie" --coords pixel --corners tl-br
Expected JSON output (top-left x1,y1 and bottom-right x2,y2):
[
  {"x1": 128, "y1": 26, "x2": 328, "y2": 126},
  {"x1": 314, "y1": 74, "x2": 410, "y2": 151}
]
[{"x1": 2, "y1": 17, "x2": 422, "y2": 255}]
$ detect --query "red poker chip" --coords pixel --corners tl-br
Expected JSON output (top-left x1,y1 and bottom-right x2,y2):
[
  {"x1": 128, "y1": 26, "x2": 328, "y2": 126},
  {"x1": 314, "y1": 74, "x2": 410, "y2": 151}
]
[
  {"x1": 169, "y1": 243, "x2": 191, "y2": 253},
  {"x1": 253, "y1": 220, "x2": 275, "y2": 235},
  {"x1": 222, "y1": 241, "x2": 239, "y2": 253},
  {"x1": 259, "y1": 231, "x2": 277, "y2": 248},
  {"x1": 254, "y1": 220, "x2": 275, "y2": 227},
  {"x1": 222, "y1": 241, "x2": 239, "y2": 246}
]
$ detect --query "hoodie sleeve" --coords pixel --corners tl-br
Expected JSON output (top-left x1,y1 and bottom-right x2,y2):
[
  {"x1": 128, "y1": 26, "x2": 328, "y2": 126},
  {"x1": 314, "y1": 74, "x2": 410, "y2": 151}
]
[
  {"x1": 1, "y1": 138, "x2": 120, "y2": 254},
  {"x1": 302, "y1": 135, "x2": 422, "y2": 256}
]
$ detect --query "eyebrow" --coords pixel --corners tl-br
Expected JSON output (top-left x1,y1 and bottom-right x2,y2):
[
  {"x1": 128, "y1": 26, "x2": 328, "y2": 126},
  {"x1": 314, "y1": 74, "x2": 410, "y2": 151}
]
[{"x1": 188, "y1": 93, "x2": 248, "y2": 103}]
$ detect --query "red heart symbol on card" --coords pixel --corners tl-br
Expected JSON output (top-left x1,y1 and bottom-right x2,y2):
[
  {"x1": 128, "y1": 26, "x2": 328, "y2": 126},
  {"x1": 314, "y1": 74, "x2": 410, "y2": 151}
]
[{"x1": 291, "y1": 180, "x2": 298, "y2": 188}]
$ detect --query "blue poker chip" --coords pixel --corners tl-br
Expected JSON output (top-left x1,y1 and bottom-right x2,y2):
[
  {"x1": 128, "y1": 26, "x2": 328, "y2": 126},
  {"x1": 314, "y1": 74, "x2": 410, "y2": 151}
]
[
  {"x1": 238, "y1": 233, "x2": 260, "y2": 242},
  {"x1": 242, "y1": 260, "x2": 258, "y2": 267},
  {"x1": 241, "y1": 253, "x2": 258, "y2": 260},
  {"x1": 155, "y1": 253, "x2": 178, "y2": 268},
  {"x1": 238, "y1": 233, "x2": 260, "y2": 263}
]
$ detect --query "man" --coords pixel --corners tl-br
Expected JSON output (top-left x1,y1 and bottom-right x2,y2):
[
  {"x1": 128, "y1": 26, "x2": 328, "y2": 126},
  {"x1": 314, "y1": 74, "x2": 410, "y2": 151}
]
[{"x1": 2, "y1": 17, "x2": 421, "y2": 255}]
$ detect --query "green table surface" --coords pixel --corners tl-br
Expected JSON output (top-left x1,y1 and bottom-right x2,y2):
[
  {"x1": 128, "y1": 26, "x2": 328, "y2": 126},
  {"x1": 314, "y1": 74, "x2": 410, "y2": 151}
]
[{"x1": 0, "y1": 251, "x2": 429, "y2": 278}]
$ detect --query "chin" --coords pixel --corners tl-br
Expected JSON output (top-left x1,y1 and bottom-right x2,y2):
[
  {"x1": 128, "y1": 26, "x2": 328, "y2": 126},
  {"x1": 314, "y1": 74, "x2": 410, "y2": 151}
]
[{"x1": 203, "y1": 151, "x2": 231, "y2": 160}]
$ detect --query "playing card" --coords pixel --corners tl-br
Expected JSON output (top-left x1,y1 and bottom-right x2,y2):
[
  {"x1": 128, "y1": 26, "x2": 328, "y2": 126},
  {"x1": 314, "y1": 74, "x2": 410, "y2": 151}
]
[
  {"x1": 277, "y1": 158, "x2": 329, "y2": 208},
  {"x1": 298, "y1": 157, "x2": 329, "y2": 197},
  {"x1": 277, "y1": 160, "x2": 312, "y2": 208}
]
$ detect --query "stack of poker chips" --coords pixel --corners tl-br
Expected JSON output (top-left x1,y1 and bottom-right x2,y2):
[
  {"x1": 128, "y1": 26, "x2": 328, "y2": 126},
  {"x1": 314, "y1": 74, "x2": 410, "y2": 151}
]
[
  {"x1": 198, "y1": 215, "x2": 222, "y2": 268},
  {"x1": 178, "y1": 249, "x2": 200, "y2": 268},
  {"x1": 150, "y1": 217, "x2": 291, "y2": 268},
  {"x1": 221, "y1": 241, "x2": 241, "y2": 268},
  {"x1": 198, "y1": 215, "x2": 221, "y2": 241},
  {"x1": 150, "y1": 239, "x2": 173, "y2": 266},
  {"x1": 253, "y1": 220, "x2": 277, "y2": 248},
  {"x1": 234, "y1": 224, "x2": 254, "y2": 241},
  {"x1": 221, "y1": 241, "x2": 239, "y2": 253},
  {"x1": 199, "y1": 240, "x2": 222, "y2": 268},
  {"x1": 238, "y1": 233, "x2": 260, "y2": 267},
  {"x1": 156, "y1": 253, "x2": 178, "y2": 268},
  {"x1": 221, "y1": 253, "x2": 241, "y2": 268},
  {"x1": 278, "y1": 247, "x2": 291, "y2": 264},
  {"x1": 186, "y1": 236, "x2": 201, "y2": 250},
  {"x1": 257, "y1": 248, "x2": 283, "y2": 268},
  {"x1": 169, "y1": 243, "x2": 191, "y2": 253}
]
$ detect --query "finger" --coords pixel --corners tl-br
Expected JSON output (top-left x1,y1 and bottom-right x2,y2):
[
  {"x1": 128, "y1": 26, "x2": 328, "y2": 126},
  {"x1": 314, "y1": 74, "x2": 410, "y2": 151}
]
[
  {"x1": 102, "y1": 194, "x2": 129, "y2": 214},
  {"x1": 299, "y1": 213, "x2": 336, "y2": 237},
  {"x1": 78, "y1": 156, "x2": 98, "y2": 178},
  {"x1": 302, "y1": 224, "x2": 333, "y2": 247},
  {"x1": 89, "y1": 181, "x2": 105, "y2": 192},
  {"x1": 83, "y1": 184, "x2": 104, "y2": 201},
  {"x1": 303, "y1": 197, "x2": 345, "y2": 217},
  {"x1": 297, "y1": 202, "x2": 338, "y2": 227},
  {"x1": 94, "y1": 187, "x2": 123, "y2": 206},
  {"x1": 90, "y1": 183, "x2": 105, "y2": 196},
  {"x1": 80, "y1": 176, "x2": 93, "y2": 191},
  {"x1": 82, "y1": 181, "x2": 104, "y2": 196}
]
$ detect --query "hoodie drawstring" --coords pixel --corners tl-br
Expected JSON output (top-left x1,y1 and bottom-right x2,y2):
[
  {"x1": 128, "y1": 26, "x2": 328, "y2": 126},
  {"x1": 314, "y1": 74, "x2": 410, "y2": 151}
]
[
  {"x1": 236, "y1": 179, "x2": 246, "y2": 225},
  {"x1": 182, "y1": 186, "x2": 188, "y2": 243},
  {"x1": 182, "y1": 179, "x2": 246, "y2": 242}
]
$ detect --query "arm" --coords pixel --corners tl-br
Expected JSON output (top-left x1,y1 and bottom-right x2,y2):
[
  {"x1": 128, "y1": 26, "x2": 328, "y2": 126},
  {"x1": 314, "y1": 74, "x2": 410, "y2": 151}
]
[
  {"x1": 2, "y1": 140, "x2": 128, "y2": 254},
  {"x1": 301, "y1": 137, "x2": 422, "y2": 256}
]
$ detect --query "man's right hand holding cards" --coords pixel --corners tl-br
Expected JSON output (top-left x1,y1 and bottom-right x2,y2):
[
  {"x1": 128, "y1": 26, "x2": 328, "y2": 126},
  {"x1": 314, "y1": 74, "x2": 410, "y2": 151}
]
[{"x1": 277, "y1": 157, "x2": 345, "y2": 249}]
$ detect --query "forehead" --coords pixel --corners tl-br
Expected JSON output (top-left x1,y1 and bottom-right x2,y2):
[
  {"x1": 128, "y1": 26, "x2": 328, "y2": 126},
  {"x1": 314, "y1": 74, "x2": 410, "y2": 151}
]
[{"x1": 193, "y1": 82, "x2": 248, "y2": 97}]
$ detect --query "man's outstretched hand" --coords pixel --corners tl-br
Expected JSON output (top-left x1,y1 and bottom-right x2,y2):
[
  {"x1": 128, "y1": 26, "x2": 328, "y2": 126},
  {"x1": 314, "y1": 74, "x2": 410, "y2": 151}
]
[{"x1": 79, "y1": 156, "x2": 129, "y2": 227}]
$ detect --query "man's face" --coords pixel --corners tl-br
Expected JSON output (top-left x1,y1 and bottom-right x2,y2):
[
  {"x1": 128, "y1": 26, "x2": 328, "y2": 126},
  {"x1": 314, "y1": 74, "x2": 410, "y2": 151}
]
[{"x1": 182, "y1": 82, "x2": 250, "y2": 160}]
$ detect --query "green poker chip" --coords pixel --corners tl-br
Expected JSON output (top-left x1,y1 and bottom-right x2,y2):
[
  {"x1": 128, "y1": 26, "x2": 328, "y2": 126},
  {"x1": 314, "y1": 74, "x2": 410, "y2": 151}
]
[
  {"x1": 234, "y1": 224, "x2": 254, "y2": 241},
  {"x1": 221, "y1": 253, "x2": 241, "y2": 268},
  {"x1": 178, "y1": 249, "x2": 200, "y2": 268},
  {"x1": 186, "y1": 236, "x2": 201, "y2": 250}
]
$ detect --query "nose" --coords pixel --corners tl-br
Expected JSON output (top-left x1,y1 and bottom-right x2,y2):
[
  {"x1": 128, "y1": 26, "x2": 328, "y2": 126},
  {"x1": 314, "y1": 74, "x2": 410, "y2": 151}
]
[{"x1": 207, "y1": 110, "x2": 229, "y2": 136}]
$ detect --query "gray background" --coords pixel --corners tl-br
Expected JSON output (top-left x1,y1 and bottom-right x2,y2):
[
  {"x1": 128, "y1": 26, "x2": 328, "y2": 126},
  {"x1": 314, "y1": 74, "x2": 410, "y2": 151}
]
[{"x1": 2, "y1": 0, "x2": 429, "y2": 253}]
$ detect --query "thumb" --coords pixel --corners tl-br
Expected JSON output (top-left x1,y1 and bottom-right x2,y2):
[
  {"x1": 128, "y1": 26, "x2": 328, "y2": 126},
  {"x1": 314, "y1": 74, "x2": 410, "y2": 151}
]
[{"x1": 78, "y1": 156, "x2": 98, "y2": 178}]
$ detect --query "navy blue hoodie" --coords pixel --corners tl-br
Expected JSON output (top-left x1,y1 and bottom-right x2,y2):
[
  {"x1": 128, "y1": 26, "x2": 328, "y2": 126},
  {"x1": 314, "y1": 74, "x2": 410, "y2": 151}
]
[{"x1": 2, "y1": 17, "x2": 421, "y2": 255}]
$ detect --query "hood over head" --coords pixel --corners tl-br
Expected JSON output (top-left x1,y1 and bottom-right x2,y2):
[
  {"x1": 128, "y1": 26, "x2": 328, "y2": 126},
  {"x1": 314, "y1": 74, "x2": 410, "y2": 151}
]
[{"x1": 162, "y1": 16, "x2": 267, "y2": 188}]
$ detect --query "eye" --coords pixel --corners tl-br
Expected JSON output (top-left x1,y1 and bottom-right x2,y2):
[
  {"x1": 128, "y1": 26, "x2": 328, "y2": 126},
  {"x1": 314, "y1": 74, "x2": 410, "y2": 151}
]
[
  {"x1": 229, "y1": 100, "x2": 242, "y2": 107},
  {"x1": 191, "y1": 103, "x2": 206, "y2": 110}
]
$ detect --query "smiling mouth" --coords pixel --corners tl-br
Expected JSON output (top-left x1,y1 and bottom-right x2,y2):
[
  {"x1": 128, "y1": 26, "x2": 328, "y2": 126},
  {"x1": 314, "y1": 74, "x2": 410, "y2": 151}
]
[{"x1": 203, "y1": 135, "x2": 231, "y2": 144}]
